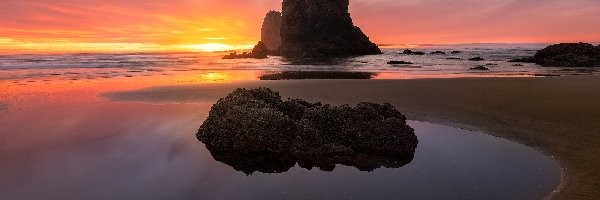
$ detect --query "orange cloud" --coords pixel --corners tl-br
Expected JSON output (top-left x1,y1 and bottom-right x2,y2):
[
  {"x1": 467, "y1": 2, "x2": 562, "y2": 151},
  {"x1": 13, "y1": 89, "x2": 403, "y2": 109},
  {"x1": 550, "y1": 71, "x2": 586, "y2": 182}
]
[{"x1": 0, "y1": 0, "x2": 599, "y2": 53}]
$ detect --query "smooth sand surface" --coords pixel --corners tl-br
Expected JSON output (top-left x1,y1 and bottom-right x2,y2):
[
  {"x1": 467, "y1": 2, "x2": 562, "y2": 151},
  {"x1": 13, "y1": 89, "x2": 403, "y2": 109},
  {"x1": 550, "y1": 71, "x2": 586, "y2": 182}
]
[
  {"x1": 0, "y1": 103, "x2": 6, "y2": 113},
  {"x1": 105, "y1": 75, "x2": 600, "y2": 200}
]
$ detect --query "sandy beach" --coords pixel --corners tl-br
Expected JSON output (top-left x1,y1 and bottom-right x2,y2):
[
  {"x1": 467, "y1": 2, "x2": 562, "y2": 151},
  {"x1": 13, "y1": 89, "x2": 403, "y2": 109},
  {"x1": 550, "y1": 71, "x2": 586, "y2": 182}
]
[
  {"x1": 105, "y1": 75, "x2": 600, "y2": 200},
  {"x1": 2, "y1": 0, "x2": 600, "y2": 198}
]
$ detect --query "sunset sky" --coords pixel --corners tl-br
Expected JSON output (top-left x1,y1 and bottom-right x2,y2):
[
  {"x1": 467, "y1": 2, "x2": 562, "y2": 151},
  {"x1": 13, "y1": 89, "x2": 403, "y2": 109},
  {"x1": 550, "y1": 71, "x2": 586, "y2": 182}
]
[{"x1": 1, "y1": 0, "x2": 600, "y2": 53}]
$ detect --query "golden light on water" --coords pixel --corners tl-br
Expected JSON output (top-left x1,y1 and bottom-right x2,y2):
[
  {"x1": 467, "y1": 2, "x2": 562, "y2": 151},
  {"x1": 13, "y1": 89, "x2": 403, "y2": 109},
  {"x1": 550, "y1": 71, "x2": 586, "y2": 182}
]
[
  {"x1": 183, "y1": 43, "x2": 256, "y2": 52},
  {"x1": 198, "y1": 72, "x2": 231, "y2": 83}
]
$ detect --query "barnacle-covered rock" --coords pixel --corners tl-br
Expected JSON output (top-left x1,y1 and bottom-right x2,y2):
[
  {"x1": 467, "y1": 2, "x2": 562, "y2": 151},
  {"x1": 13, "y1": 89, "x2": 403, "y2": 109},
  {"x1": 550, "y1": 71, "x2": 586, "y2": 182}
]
[
  {"x1": 197, "y1": 88, "x2": 418, "y2": 174},
  {"x1": 509, "y1": 43, "x2": 600, "y2": 67}
]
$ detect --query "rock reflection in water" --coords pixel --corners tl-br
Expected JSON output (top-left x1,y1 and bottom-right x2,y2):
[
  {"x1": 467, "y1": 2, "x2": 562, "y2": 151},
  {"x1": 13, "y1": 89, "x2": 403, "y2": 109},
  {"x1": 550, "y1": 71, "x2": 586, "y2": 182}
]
[{"x1": 205, "y1": 146, "x2": 415, "y2": 175}]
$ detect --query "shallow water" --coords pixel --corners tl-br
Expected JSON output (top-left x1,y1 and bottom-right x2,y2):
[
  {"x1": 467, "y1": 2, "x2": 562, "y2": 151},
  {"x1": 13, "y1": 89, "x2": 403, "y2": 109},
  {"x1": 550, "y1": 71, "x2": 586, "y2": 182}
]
[
  {"x1": 0, "y1": 47, "x2": 564, "y2": 199},
  {"x1": 0, "y1": 89, "x2": 560, "y2": 200}
]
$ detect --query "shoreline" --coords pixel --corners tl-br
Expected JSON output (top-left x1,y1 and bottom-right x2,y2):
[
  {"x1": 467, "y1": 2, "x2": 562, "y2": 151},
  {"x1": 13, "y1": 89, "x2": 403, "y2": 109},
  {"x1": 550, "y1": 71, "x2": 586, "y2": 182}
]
[{"x1": 103, "y1": 75, "x2": 600, "y2": 200}]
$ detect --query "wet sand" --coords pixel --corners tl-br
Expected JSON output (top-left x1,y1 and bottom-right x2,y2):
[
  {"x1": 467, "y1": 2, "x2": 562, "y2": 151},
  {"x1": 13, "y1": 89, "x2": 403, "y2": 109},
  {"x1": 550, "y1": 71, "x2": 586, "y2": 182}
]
[
  {"x1": 0, "y1": 102, "x2": 6, "y2": 113},
  {"x1": 105, "y1": 75, "x2": 600, "y2": 200}
]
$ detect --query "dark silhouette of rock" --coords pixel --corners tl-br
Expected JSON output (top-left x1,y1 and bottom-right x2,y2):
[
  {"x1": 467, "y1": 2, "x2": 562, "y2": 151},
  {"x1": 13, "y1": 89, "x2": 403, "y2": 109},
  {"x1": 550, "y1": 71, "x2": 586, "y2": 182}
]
[
  {"x1": 509, "y1": 43, "x2": 600, "y2": 67},
  {"x1": 534, "y1": 74, "x2": 562, "y2": 77},
  {"x1": 469, "y1": 66, "x2": 489, "y2": 70},
  {"x1": 387, "y1": 61, "x2": 413, "y2": 65},
  {"x1": 280, "y1": 0, "x2": 382, "y2": 58},
  {"x1": 222, "y1": 42, "x2": 269, "y2": 59},
  {"x1": 251, "y1": 41, "x2": 269, "y2": 58},
  {"x1": 469, "y1": 57, "x2": 485, "y2": 61},
  {"x1": 508, "y1": 57, "x2": 535, "y2": 63},
  {"x1": 197, "y1": 88, "x2": 418, "y2": 174},
  {"x1": 451, "y1": 51, "x2": 462, "y2": 54},
  {"x1": 430, "y1": 51, "x2": 446, "y2": 55},
  {"x1": 261, "y1": 11, "x2": 282, "y2": 51},
  {"x1": 402, "y1": 49, "x2": 425, "y2": 55},
  {"x1": 259, "y1": 71, "x2": 375, "y2": 80},
  {"x1": 485, "y1": 63, "x2": 498, "y2": 66},
  {"x1": 446, "y1": 57, "x2": 462, "y2": 60}
]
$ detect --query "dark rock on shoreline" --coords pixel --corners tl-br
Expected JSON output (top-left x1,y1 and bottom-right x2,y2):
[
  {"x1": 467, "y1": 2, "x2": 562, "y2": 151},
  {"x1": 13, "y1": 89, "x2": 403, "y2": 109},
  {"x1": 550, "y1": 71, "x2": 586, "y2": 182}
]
[
  {"x1": 387, "y1": 61, "x2": 414, "y2": 65},
  {"x1": 451, "y1": 51, "x2": 462, "y2": 54},
  {"x1": 261, "y1": 11, "x2": 282, "y2": 51},
  {"x1": 508, "y1": 57, "x2": 536, "y2": 63},
  {"x1": 469, "y1": 57, "x2": 485, "y2": 61},
  {"x1": 259, "y1": 71, "x2": 375, "y2": 80},
  {"x1": 279, "y1": 0, "x2": 382, "y2": 58},
  {"x1": 469, "y1": 66, "x2": 489, "y2": 70},
  {"x1": 197, "y1": 88, "x2": 418, "y2": 174},
  {"x1": 447, "y1": 57, "x2": 462, "y2": 60},
  {"x1": 509, "y1": 43, "x2": 600, "y2": 67},
  {"x1": 430, "y1": 51, "x2": 446, "y2": 55},
  {"x1": 402, "y1": 49, "x2": 425, "y2": 55},
  {"x1": 222, "y1": 42, "x2": 269, "y2": 59}
]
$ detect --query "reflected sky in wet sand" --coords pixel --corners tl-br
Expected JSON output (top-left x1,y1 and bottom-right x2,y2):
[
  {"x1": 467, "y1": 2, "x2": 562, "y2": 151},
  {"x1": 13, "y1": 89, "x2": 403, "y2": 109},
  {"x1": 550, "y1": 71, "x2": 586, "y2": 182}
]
[{"x1": 0, "y1": 82, "x2": 560, "y2": 199}]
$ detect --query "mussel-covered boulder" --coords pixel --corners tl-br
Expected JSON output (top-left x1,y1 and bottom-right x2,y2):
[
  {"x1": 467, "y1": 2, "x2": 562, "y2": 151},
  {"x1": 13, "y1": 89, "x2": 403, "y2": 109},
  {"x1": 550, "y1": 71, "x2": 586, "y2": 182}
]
[
  {"x1": 509, "y1": 43, "x2": 600, "y2": 67},
  {"x1": 197, "y1": 88, "x2": 418, "y2": 174}
]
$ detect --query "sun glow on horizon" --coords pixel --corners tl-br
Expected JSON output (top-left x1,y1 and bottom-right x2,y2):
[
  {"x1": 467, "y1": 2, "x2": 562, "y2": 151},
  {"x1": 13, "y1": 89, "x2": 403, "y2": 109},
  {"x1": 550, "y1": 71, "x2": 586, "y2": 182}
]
[
  {"x1": 1, "y1": 0, "x2": 599, "y2": 54},
  {"x1": 0, "y1": 37, "x2": 257, "y2": 54},
  {"x1": 182, "y1": 43, "x2": 255, "y2": 52}
]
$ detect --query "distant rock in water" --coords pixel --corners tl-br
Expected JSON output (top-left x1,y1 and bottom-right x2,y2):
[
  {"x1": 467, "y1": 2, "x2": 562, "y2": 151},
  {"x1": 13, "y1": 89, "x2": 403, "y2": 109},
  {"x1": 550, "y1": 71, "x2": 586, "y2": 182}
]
[
  {"x1": 509, "y1": 43, "x2": 600, "y2": 67},
  {"x1": 222, "y1": 42, "x2": 269, "y2": 59},
  {"x1": 469, "y1": 66, "x2": 489, "y2": 71},
  {"x1": 280, "y1": 0, "x2": 382, "y2": 58},
  {"x1": 259, "y1": 71, "x2": 375, "y2": 80},
  {"x1": 469, "y1": 57, "x2": 485, "y2": 61},
  {"x1": 197, "y1": 88, "x2": 418, "y2": 174},
  {"x1": 402, "y1": 49, "x2": 425, "y2": 55},
  {"x1": 387, "y1": 61, "x2": 413, "y2": 65},
  {"x1": 430, "y1": 51, "x2": 446, "y2": 55},
  {"x1": 260, "y1": 11, "x2": 282, "y2": 51}
]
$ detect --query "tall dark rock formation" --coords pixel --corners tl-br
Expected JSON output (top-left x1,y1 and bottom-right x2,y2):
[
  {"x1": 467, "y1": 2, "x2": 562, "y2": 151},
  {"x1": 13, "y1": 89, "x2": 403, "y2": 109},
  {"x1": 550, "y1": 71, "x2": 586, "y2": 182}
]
[
  {"x1": 280, "y1": 0, "x2": 382, "y2": 58},
  {"x1": 260, "y1": 11, "x2": 282, "y2": 51}
]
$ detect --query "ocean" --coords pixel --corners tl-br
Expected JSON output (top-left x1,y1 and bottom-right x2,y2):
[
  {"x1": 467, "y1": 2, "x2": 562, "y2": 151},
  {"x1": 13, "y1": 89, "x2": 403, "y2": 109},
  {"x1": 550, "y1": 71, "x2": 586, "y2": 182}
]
[{"x1": 1, "y1": 44, "x2": 597, "y2": 83}]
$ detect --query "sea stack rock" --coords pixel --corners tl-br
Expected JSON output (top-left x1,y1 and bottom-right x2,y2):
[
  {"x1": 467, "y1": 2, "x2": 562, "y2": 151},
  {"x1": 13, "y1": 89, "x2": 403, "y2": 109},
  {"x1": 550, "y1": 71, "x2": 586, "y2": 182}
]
[
  {"x1": 280, "y1": 0, "x2": 382, "y2": 58},
  {"x1": 260, "y1": 11, "x2": 282, "y2": 51}
]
